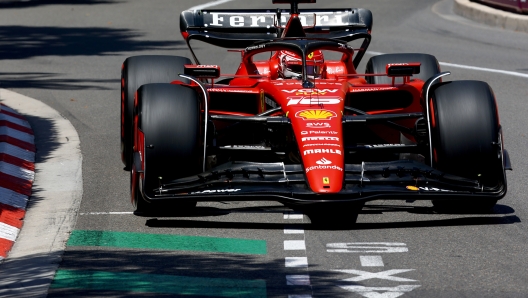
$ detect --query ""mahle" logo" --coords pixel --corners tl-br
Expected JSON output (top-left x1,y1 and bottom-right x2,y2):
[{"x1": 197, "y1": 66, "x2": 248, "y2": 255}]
[{"x1": 304, "y1": 149, "x2": 342, "y2": 155}]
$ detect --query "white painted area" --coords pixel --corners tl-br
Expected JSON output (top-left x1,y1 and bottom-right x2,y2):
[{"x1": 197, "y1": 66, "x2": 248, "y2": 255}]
[
  {"x1": 0, "y1": 187, "x2": 28, "y2": 210},
  {"x1": 284, "y1": 227, "x2": 304, "y2": 234},
  {"x1": 439, "y1": 62, "x2": 528, "y2": 78},
  {"x1": 0, "y1": 143, "x2": 34, "y2": 162},
  {"x1": 367, "y1": 50, "x2": 528, "y2": 79},
  {"x1": 285, "y1": 257, "x2": 308, "y2": 268},
  {"x1": 0, "y1": 88, "x2": 83, "y2": 297},
  {"x1": 284, "y1": 212, "x2": 304, "y2": 220},
  {"x1": 334, "y1": 269, "x2": 416, "y2": 282},
  {"x1": 338, "y1": 285, "x2": 421, "y2": 298},
  {"x1": 284, "y1": 240, "x2": 306, "y2": 250},
  {"x1": 360, "y1": 256, "x2": 384, "y2": 267},
  {"x1": 286, "y1": 275, "x2": 311, "y2": 286},
  {"x1": 0, "y1": 161, "x2": 34, "y2": 181},
  {"x1": 188, "y1": 0, "x2": 235, "y2": 11},
  {"x1": 327, "y1": 242, "x2": 408, "y2": 253},
  {"x1": 0, "y1": 113, "x2": 30, "y2": 128},
  {"x1": 0, "y1": 223, "x2": 20, "y2": 242},
  {"x1": 80, "y1": 212, "x2": 134, "y2": 215},
  {"x1": 0, "y1": 127, "x2": 34, "y2": 144}
]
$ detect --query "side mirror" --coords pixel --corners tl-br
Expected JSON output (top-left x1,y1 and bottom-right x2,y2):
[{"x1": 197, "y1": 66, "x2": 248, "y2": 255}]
[
  {"x1": 386, "y1": 63, "x2": 421, "y2": 77},
  {"x1": 184, "y1": 65, "x2": 221, "y2": 79}
]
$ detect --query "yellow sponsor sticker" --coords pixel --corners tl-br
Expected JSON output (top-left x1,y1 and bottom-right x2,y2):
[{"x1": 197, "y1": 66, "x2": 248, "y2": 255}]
[
  {"x1": 323, "y1": 177, "x2": 330, "y2": 185},
  {"x1": 308, "y1": 52, "x2": 314, "y2": 59},
  {"x1": 406, "y1": 186, "x2": 419, "y2": 191},
  {"x1": 295, "y1": 109, "x2": 337, "y2": 120}
]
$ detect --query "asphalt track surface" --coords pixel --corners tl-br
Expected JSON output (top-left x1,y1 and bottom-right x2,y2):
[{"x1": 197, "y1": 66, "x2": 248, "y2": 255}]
[{"x1": 1, "y1": 0, "x2": 528, "y2": 297}]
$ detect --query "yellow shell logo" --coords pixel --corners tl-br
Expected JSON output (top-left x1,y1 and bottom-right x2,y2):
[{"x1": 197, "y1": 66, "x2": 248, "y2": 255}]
[
  {"x1": 308, "y1": 52, "x2": 314, "y2": 59},
  {"x1": 296, "y1": 109, "x2": 337, "y2": 120}
]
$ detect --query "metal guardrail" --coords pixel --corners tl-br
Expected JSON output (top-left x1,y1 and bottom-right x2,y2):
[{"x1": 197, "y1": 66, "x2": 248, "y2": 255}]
[{"x1": 475, "y1": 0, "x2": 528, "y2": 14}]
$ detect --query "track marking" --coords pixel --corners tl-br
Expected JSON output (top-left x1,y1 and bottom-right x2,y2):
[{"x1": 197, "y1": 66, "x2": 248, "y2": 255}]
[
  {"x1": 327, "y1": 242, "x2": 408, "y2": 253},
  {"x1": 284, "y1": 240, "x2": 306, "y2": 250},
  {"x1": 284, "y1": 226, "x2": 304, "y2": 234},
  {"x1": 285, "y1": 257, "x2": 308, "y2": 268},
  {"x1": 284, "y1": 212, "x2": 303, "y2": 220},
  {"x1": 79, "y1": 212, "x2": 133, "y2": 215},
  {"x1": 67, "y1": 230, "x2": 267, "y2": 255},
  {"x1": 51, "y1": 269, "x2": 267, "y2": 297},
  {"x1": 283, "y1": 212, "x2": 312, "y2": 297},
  {"x1": 333, "y1": 269, "x2": 416, "y2": 282},
  {"x1": 367, "y1": 51, "x2": 528, "y2": 78},
  {"x1": 338, "y1": 285, "x2": 421, "y2": 298},
  {"x1": 286, "y1": 275, "x2": 311, "y2": 286},
  {"x1": 360, "y1": 256, "x2": 384, "y2": 267},
  {"x1": 188, "y1": 0, "x2": 235, "y2": 11}
]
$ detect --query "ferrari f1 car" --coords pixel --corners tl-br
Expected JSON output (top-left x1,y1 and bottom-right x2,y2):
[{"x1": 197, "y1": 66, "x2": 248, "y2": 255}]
[{"x1": 120, "y1": 0, "x2": 511, "y2": 216}]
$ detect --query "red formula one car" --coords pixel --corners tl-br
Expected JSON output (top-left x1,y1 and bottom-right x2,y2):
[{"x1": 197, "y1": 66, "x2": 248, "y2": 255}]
[{"x1": 120, "y1": 0, "x2": 511, "y2": 217}]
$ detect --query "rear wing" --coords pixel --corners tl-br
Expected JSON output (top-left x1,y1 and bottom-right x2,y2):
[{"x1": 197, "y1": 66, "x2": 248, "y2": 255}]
[{"x1": 180, "y1": 8, "x2": 373, "y2": 49}]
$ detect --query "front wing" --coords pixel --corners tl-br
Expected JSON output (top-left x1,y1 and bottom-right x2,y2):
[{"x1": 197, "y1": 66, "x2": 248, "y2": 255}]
[{"x1": 142, "y1": 159, "x2": 507, "y2": 205}]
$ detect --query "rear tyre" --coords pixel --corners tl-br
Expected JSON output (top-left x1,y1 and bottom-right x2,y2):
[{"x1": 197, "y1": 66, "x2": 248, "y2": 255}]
[
  {"x1": 429, "y1": 80, "x2": 503, "y2": 212},
  {"x1": 121, "y1": 55, "x2": 192, "y2": 170},
  {"x1": 365, "y1": 53, "x2": 440, "y2": 84},
  {"x1": 134, "y1": 83, "x2": 201, "y2": 215}
]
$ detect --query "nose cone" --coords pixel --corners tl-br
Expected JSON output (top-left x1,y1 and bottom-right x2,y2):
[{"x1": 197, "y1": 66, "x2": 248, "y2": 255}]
[{"x1": 291, "y1": 112, "x2": 344, "y2": 194}]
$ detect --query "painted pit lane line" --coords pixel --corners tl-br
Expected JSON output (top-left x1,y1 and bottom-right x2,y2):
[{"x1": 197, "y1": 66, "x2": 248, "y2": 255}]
[
  {"x1": 284, "y1": 212, "x2": 313, "y2": 298},
  {"x1": 367, "y1": 51, "x2": 528, "y2": 79}
]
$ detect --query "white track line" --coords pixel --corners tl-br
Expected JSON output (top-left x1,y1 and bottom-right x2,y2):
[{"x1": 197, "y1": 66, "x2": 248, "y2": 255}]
[
  {"x1": 79, "y1": 212, "x2": 134, "y2": 215},
  {"x1": 284, "y1": 240, "x2": 306, "y2": 250},
  {"x1": 286, "y1": 275, "x2": 311, "y2": 286},
  {"x1": 367, "y1": 51, "x2": 528, "y2": 78},
  {"x1": 284, "y1": 227, "x2": 304, "y2": 234},
  {"x1": 285, "y1": 257, "x2": 309, "y2": 268},
  {"x1": 360, "y1": 255, "x2": 384, "y2": 267},
  {"x1": 284, "y1": 212, "x2": 303, "y2": 220},
  {"x1": 189, "y1": 0, "x2": 235, "y2": 11}
]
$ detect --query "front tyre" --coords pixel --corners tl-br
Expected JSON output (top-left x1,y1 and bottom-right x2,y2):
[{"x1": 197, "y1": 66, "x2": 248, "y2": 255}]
[
  {"x1": 429, "y1": 80, "x2": 504, "y2": 212},
  {"x1": 134, "y1": 83, "x2": 201, "y2": 215}
]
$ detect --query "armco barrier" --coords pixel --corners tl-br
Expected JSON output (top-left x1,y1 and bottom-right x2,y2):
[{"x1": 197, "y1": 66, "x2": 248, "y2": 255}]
[
  {"x1": 0, "y1": 104, "x2": 35, "y2": 261},
  {"x1": 475, "y1": 0, "x2": 528, "y2": 14}
]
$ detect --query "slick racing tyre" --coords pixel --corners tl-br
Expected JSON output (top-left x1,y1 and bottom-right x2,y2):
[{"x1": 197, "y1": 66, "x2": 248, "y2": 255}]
[
  {"x1": 133, "y1": 83, "x2": 201, "y2": 215},
  {"x1": 121, "y1": 55, "x2": 192, "y2": 170},
  {"x1": 429, "y1": 80, "x2": 503, "y2": 212},
  {"x1": 365, "y1": 53, "x2": 441, "y2": 85}
]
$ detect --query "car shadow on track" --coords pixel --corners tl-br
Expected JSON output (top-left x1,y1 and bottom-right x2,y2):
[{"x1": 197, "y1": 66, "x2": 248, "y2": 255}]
[
  {"x1": 0, "y1": 26, "x2": 185, "y2": 89},
  {"x1": 0, "y1": 0, "x2": 116, "y2": 10},
  {"x1": 142, "y1": 203, "x2": 521, "y2": 231},
  {"x1": 0, "y1": 250, "x2": 351, "y2": 297}
]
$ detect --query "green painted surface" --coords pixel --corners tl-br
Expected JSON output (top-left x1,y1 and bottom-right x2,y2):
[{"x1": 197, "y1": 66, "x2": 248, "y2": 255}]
[
  {"x1": 67, "y1": 230, "x2": 266, "y2": 255},
  {"x1": 51, "y1": 270, "x2": 267, "y2": 297}
]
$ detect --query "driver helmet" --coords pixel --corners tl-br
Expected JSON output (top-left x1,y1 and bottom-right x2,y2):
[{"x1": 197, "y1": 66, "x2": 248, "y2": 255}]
[{"x1": 278, "y1": 50, "x2": 324, "y2": 79}]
